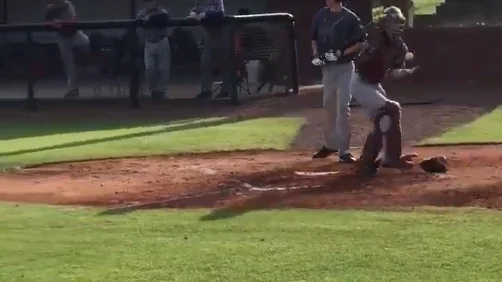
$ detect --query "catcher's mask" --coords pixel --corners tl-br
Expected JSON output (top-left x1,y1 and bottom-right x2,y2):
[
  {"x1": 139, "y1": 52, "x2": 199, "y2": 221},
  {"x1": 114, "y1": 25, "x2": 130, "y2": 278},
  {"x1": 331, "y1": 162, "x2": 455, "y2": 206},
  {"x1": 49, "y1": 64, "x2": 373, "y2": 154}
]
[{"x1": 380, "y1": 6, "x2": 406, "y2": 41}]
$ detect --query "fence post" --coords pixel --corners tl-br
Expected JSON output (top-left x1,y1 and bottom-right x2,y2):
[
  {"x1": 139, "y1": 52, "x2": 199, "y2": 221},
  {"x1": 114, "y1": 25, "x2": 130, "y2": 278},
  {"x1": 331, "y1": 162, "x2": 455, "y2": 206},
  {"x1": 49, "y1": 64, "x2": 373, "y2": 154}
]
[
  {"x1": 287, "y1": 20, "x2": 299, "y2": 95},
  {"x1": 128, "y1": 27, "x2": 140, "y2": 109},
  {"x1": 25, "y1": 31, "x2": 37, "y2": 111}
]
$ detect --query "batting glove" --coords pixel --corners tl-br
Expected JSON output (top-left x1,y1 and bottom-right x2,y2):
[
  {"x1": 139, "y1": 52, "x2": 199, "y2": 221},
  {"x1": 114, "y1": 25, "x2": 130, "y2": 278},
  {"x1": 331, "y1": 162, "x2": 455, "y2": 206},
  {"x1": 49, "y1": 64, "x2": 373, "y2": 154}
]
[
  {"x1": 311, "y1": 56, "x2": 324, "y2": 66},
  {"x1": 324, "y1": 50, "x2": 342, "y2": 62}
]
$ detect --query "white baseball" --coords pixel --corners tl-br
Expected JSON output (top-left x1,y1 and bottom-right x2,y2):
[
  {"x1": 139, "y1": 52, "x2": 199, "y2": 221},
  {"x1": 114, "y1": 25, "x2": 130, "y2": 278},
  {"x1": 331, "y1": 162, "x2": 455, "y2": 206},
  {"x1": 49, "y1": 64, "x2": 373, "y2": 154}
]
[{"x1": 405, "y1": 52, "x2": 414, "y2": 61}]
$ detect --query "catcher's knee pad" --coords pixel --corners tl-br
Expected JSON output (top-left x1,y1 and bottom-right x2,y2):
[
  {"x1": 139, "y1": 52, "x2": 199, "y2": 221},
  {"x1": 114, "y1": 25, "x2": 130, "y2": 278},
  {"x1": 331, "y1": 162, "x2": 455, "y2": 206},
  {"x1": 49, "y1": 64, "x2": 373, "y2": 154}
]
[{"x1": 376, "y1": 101, "x2": 403, "y2": 161}]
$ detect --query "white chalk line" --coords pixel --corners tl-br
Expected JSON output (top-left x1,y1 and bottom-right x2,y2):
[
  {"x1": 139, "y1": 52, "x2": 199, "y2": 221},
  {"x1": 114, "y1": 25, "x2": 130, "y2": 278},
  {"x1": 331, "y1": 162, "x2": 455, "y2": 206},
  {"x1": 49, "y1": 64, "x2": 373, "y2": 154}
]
[{"x1": 122, "y1": 181, "x2": 321, "y2": 209}]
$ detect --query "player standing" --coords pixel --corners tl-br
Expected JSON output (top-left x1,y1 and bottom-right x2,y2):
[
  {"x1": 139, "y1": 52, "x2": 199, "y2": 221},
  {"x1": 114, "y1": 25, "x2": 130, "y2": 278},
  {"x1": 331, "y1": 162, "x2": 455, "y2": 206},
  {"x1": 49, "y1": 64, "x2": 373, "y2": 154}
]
[
  {"x1": 189, "y1": 0, "x2": 231, "y2": 100},
  {"x1": 137, "y1": 0, "x2": 171, "y2": 100},
  {"x1": 45, "y1": 0, "x2": 89, "y2": 98},
  {"x1": 310, "y1": 0, "x2": 367, "y2": 163},
  {"x1": 351, "y1": 6, "x2": 419, "y2": 176}
]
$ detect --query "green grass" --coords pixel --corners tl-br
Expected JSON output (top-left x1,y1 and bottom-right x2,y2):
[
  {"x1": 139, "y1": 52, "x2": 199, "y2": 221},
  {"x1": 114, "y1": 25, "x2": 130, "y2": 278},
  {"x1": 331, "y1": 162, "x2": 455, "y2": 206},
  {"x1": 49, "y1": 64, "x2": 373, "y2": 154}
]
[
  {"x1": 1, "y1": 205, "x2": 502, "y2": 282},
  {"x1": 0, "y1": 117, "x2": 303, "y2": 168},
  {"x1": 423, "y1": 107, "x2": 502, "y2": 144},
  {"x1": 413, "y1": 0, "x2": 445, "y2": 15},
  {"x1": 1, "y1": 96, "x2": 501, "y2": 281},
  {"x1": 372, "y1": 0, "x2": 445, "y2": 17}
]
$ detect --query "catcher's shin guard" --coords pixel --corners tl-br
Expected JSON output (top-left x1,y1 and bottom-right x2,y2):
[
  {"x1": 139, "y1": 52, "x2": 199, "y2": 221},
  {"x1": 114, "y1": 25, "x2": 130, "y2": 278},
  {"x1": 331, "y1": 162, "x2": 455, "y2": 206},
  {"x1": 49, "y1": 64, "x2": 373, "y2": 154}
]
[
  {"x1": 379, "y1": 100, "x2": 417, "y2": 169},
  {"x1": 381, "y1": 101, "x2": 403, "y2": 162},
  {"x1": 357, "y1": 131, "x2": 383, "y2": 176}
]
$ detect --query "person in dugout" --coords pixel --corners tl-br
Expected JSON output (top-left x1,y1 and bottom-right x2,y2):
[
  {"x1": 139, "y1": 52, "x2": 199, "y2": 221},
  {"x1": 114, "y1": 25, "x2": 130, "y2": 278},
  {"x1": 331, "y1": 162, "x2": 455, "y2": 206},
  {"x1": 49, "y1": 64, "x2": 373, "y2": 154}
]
[
  {"x1": 45, "y1": 0, "x2": 90, "y2": 98},
  {"x1": 136, "y1": 0, "x2": 171, "y2": 100}
]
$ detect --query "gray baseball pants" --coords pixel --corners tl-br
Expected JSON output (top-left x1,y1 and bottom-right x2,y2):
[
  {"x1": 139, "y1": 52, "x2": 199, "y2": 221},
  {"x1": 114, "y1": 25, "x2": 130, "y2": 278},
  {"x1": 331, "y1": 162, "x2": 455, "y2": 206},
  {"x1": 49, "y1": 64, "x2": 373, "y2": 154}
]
[
  {"x1": 200, "y1": 26, "x2": 231, "y2": 93},
  {"x1": 350, "y1": 73, "x2": 395, "y2": 161},
  {"x1": 144, "y1": 38, "x2": 171, "y2": 94},
  {"x1": 321, "y1": 62, "x2": 354, "y2": 154},
  {"x1": 349, "y1": 73, "x2": 389, "y2": 117},
  {"x1": 56, "y1": 31, "x2": 89, "y2": 91}
]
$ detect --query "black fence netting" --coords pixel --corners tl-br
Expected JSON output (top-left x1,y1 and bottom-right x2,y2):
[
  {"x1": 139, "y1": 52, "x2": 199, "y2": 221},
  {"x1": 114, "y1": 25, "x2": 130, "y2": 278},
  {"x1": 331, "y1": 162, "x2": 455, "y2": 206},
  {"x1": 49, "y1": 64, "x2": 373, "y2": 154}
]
[{"x1": 0, "y1": 14, "x2": 299, "y2": 110}]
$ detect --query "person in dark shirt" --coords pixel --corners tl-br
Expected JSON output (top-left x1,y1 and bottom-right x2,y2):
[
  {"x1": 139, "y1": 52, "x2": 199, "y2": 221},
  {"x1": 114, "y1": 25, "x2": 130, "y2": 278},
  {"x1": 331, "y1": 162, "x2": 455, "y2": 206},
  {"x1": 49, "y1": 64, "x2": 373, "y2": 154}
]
[
  {"x1": 189, "y1": 0, "x2": 231, "y2": 100},
  {"x1": 310, "y1": 0, "x2": 366, "y2": 163},
  {"x1": 351, "y1": 6, "x2": 419, "y2": 176},
  {"x1": 137, "y1": 0, "x2": 171, "y2": 100}
]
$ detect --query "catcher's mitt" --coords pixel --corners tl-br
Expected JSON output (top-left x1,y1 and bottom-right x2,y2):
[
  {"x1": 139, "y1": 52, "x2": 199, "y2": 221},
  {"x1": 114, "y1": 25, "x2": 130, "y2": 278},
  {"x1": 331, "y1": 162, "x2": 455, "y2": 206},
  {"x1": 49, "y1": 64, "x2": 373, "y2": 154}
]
[{"x1": 419, "y1": 156, "x2": 447, "y2": 173}]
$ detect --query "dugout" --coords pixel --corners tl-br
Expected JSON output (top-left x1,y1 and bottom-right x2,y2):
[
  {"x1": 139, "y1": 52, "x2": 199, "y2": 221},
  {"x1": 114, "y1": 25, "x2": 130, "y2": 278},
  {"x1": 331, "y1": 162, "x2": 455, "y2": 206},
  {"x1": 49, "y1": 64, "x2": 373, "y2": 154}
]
[{"x1": 0, "y1": 0, "x2": 300, "y2": 110}]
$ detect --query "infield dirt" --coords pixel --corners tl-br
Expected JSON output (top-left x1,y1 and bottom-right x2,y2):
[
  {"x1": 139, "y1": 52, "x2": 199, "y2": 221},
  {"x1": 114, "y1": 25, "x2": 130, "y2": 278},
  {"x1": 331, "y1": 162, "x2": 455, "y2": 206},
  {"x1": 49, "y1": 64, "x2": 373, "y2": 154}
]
[
  {"x1": 1, "y1": 146, "x2": 501, "y2": 212},
  {"x1": 0, "y1": 84, "x2": 501, "y2": 212}
]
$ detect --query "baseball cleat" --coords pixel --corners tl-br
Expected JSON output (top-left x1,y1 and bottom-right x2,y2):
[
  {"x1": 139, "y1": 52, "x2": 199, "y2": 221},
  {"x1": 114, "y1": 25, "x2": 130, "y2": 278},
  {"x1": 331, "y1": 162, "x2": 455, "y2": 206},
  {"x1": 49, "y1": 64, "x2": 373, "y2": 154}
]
[
  {"x1": 312, "y1": 146, "x2": 338, "y2": 159},
  {"x1": 339, "y1": 153, "x2": 357, "y2": 164},
  {"x1": 357, "y1": 159, "x2": 381, "y2": 177}
]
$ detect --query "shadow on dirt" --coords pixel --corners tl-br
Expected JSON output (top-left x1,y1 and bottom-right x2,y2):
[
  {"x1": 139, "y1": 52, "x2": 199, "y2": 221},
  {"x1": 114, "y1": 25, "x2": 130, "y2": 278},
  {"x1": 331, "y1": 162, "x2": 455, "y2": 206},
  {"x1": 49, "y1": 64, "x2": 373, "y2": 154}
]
[
  {"x1": 199, "y1": 169, "x2": 437, "y2": 221},
  {"x1": 96, "y1": 165, "x2": 438, "y2": 219},
  {"x1": 417, "y1": 181, "x2": 502, "y2": 209}
]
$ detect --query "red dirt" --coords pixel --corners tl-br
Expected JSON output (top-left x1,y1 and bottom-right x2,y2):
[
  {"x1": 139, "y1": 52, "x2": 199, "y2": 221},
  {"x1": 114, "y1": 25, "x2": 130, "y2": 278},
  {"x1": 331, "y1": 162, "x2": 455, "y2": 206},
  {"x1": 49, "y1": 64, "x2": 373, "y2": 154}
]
[{"x1": 1, "y1": 146, "x2": 502, "y2": 212}]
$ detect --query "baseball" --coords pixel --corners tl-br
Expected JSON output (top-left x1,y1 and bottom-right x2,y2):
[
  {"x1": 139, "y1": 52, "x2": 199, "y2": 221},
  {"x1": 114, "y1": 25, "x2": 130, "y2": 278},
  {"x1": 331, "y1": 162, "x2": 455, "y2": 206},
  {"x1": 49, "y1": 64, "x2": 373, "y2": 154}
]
[{"x1": 405, "y1": 52, "x2": 414, "y2": 61}]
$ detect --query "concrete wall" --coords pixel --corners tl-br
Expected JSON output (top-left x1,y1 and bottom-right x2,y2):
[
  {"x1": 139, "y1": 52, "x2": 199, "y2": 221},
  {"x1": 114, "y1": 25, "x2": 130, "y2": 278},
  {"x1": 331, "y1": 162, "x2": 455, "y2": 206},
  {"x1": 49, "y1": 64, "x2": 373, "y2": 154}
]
[{"x1": 403, "y1": 27, "x2": 502, "y2": 83}]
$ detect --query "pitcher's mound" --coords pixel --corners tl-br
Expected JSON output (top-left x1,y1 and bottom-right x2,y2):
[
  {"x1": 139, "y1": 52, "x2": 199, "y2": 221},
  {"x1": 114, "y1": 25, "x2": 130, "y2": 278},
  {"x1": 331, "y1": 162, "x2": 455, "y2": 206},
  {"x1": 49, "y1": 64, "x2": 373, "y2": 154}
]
[{"x1": 1, "y1": 145, "x2": 502, "y2": 210}]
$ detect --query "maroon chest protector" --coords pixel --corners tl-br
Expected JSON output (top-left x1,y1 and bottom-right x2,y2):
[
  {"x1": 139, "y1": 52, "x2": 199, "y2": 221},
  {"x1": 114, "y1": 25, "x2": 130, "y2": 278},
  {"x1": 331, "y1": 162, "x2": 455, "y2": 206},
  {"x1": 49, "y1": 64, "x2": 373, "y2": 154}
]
[{"x1": 355, "y1": 30, "x2": 404, "y2": 84}]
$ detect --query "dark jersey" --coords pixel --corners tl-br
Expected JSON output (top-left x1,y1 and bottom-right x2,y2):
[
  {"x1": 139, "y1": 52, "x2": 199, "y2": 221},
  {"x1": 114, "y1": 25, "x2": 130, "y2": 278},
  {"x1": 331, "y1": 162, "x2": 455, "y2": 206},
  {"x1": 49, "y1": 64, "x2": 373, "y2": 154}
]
[{"x1": 354, "y1": 27, "x2": 408, "y2": 84}]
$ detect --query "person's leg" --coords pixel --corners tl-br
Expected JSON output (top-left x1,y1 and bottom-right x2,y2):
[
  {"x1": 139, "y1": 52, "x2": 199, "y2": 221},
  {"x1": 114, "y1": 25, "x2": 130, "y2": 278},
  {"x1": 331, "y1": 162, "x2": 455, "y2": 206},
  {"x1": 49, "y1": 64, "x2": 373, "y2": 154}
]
[
  {"x1": 381, "y1": 98, "x2": 417, "y2": 168},
  {"x1": 214, "y1": 26, "x2": 232, "y2": 98},
  {"x1": 335, "y1": 62, "x2": 355, "y2": 163},
  {"x1": 57, "y1": 37, "x2": 78, "y2": 98},
  {"x1": 313, "y1": 64, "x2": 339, "y2": 159},
  {"x1": 349, "y1": 74, "x2": 390, "y2": 175},
  {"x1": 144, "y1": 42, "x2": 159, "y2": 97},
  {"x1": 156, "y1": 38, "x2": 171, "y2": 98},
  {"x1": 196, "y1": 28, "x2": 216, "y2": 100},
  {"x1": 72, "y1": 31, "x2": 90, "y2": 48}
]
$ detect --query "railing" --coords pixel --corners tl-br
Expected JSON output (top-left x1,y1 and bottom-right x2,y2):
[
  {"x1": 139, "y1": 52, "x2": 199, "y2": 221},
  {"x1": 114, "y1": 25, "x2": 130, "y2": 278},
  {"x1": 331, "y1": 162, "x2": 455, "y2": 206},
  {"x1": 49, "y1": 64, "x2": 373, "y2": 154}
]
[{"x1": 0, "y1": 13, "x2": 299, "y2": 110}]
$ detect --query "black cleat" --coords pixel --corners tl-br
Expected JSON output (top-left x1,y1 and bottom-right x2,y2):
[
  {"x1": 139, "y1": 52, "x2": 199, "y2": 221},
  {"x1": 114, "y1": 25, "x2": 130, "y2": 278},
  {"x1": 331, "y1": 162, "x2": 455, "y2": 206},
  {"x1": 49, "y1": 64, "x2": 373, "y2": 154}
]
[
  {"x1": 64, "y1": 89, "x2": 79, "y2": 98},
  {"x1": 194, "y1": 91, "x2": 212, "y2": 101},
  {"x1": 357, "y1": 159, "x2": 381, "y2": 177},
  {"x1": 312, "y1": 146, "x2": 338, "y2": 159},
  {"x1": 339, "y1": 153, "x2": 357, "y2": 164},
  {"x1": 215, "y1": 92, "x2": 230, "y2": 99}
]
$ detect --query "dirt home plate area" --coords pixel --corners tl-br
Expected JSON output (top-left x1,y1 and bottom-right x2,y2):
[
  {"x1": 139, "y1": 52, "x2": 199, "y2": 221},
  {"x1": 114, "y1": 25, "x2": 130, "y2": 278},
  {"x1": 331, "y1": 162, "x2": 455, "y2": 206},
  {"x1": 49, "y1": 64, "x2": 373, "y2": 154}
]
[{"x1": 1, "y1": 84, "x2": 502, "y2": 211}]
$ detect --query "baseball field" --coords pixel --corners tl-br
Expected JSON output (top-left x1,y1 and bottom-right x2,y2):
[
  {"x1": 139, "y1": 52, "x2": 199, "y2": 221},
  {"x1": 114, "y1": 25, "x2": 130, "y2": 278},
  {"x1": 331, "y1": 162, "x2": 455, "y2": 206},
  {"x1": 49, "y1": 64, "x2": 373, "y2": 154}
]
[{"x1": 1, "y1": 84, "x2": 502, "y2": 281}]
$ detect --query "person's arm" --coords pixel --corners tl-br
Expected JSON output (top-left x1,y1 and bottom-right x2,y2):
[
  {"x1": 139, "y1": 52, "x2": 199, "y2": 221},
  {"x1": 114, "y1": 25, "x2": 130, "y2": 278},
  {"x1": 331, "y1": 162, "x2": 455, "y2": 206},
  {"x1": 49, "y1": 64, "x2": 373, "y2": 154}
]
[
  {"x1": 390, "y1": 40, "x2": 419, "y2": 78},
  {"x1": 135, "y1": 9, "x2": 147, "y2": 43},
  {"x1": 310, "y1": 10, "x2": 321, "y2": 57},
  {"x1": 191, "y1": 0, "x2": 203, "y2": 14},
  {"x1": 342, "y1": 13, "x2": 367, "y2": 56}
]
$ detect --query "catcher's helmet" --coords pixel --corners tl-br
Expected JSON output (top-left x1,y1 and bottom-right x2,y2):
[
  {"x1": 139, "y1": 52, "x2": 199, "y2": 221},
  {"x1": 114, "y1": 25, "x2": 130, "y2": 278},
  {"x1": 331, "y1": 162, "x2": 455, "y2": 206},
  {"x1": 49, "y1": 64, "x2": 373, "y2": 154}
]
[{"x1": 378, "y1": 6, "x2": 406, "y2": 41}]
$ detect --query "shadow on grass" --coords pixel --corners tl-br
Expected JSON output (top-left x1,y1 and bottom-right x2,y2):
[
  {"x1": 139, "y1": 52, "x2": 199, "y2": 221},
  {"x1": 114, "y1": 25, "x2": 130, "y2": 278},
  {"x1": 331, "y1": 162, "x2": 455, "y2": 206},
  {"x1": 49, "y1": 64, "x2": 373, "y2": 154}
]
[
  {"x1": 0, "y1": 117, "x2": 241, "y2": 158},
  {"x1": 0, "y1": 94, "x2": 293, "y2": 140}
]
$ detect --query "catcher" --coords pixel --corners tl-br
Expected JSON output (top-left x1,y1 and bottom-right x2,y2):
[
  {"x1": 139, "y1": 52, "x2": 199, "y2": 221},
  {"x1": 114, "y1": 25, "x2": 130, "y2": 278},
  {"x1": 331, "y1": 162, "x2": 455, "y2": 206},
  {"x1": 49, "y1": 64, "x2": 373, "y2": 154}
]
[{"x1": 350, "y1": 6, "x2": 419, "y2": 176}]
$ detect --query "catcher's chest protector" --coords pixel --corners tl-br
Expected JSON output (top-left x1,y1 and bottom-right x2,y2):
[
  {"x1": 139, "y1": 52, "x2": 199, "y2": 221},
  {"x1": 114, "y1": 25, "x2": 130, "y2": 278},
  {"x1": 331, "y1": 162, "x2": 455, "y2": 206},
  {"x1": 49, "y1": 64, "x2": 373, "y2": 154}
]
[{"x1": 355, "y1": 30, "x2": 405, "y2": 84}]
